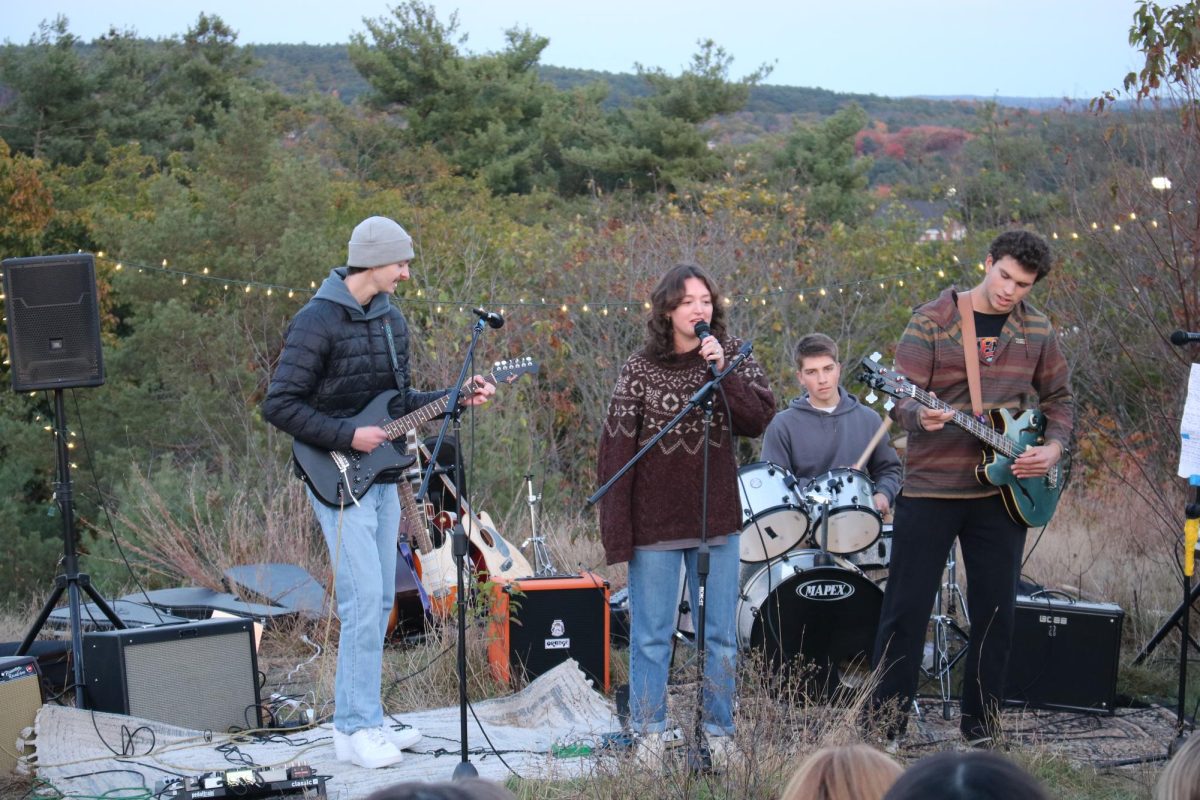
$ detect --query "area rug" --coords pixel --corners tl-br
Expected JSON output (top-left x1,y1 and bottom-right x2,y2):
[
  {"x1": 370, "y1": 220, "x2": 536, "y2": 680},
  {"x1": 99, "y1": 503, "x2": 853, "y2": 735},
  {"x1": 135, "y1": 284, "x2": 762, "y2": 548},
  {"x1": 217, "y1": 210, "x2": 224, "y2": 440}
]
[{"x1": 26, "y1": 659, "x2": 618, "y2": 799}]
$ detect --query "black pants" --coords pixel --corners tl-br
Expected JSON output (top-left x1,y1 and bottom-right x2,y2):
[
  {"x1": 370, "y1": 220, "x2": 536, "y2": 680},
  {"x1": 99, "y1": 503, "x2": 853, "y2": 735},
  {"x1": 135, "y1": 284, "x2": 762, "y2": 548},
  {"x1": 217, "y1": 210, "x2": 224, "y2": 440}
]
[{"x1": 870, "y1": 494, "x2": 1026, "y2": 733}]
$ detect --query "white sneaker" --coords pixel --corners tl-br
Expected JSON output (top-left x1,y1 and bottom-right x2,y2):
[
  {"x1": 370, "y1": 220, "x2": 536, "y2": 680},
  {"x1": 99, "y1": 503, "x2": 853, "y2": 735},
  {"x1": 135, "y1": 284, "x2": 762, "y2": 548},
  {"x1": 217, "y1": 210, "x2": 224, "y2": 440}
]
[
  {"x1": 633, "y1": 727, "x2": 684, "y2": 770},
  {"x1": 333, "y1": 727, "x2": 403, "y2": 769},
  {"x1": 381, "y1": 721, "x2": 422, "y2": 751},
  {"x1": 706, "y1": 734, "x2": 738, "y2": 770}
]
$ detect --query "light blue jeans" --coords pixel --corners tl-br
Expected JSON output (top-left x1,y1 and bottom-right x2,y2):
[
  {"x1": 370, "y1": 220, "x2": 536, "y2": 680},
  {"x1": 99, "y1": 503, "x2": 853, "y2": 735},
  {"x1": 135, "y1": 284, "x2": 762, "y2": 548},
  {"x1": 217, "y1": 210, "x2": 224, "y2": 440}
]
[
  {"x1": 627, "y1": 535, "x2": 740, "y2": 737},
  {"x1": 307, "y1": 484, "x2": 400, "y2": 735}
]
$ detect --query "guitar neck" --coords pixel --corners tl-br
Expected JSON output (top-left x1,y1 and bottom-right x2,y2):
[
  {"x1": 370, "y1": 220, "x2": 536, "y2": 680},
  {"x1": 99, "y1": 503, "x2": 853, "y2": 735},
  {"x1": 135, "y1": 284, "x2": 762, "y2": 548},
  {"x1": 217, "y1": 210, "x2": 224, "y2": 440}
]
[
  {"x1": 397, "y1": 478, "x2": 434, "y2": 554},
  {"x1": 906, "y1": 386, "x2": 1023, "y2": 460},
  {"x1": 379, "y1": 376, "x2": 483, "y2": 443}
]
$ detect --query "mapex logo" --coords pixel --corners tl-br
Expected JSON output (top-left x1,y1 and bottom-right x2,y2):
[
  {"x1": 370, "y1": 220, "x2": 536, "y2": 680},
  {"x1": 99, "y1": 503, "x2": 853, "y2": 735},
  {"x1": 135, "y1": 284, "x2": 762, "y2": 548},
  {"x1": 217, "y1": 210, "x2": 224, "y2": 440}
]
[{"x1": 796, "y1": 579, "x2": 856, "y2": 600}]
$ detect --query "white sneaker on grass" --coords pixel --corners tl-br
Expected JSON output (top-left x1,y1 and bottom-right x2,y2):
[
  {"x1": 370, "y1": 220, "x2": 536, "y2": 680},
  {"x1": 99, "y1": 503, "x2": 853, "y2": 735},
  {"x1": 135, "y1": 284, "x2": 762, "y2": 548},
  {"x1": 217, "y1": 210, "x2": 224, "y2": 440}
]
[{"x1": 333, "y1": 727, "x2": 403, "y2": 769}]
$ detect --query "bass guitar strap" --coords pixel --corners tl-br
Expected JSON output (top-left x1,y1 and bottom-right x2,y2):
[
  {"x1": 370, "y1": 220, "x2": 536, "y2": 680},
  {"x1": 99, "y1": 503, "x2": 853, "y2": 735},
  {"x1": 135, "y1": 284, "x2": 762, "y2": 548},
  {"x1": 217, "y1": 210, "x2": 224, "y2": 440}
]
[{"x1": 956, "y1": 289, "x2": 984, "y2": 418}]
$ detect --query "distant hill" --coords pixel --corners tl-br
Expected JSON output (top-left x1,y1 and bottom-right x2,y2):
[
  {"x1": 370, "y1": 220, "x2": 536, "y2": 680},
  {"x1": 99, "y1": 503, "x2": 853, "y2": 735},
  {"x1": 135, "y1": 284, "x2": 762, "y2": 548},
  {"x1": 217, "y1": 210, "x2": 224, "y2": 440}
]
[{"x1": 250, "y1": 43, "x2": 1066, "y2": 131}]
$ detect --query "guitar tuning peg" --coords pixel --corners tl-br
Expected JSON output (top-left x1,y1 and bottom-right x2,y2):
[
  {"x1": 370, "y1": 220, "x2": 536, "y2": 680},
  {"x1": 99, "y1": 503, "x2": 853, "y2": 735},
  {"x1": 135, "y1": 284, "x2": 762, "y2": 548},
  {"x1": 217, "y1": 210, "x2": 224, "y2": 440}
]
[
  {"x1": 865, "y1": 390, "x2": 878, "y2": 404},
  {"x1": 870, "y1": 351, "x2": 882, "y2": 361},
  {"x1": 884, "y1": 398, "x2": 895, "y2": 412}
]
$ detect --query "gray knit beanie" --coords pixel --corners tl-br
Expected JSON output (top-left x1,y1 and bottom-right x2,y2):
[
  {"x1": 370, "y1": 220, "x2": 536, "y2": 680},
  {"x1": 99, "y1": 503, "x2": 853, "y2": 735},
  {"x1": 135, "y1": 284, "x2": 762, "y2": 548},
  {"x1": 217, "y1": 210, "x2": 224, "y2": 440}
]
[{"x1": 347, "y1": 216, "x2": 415, "y2": 268}]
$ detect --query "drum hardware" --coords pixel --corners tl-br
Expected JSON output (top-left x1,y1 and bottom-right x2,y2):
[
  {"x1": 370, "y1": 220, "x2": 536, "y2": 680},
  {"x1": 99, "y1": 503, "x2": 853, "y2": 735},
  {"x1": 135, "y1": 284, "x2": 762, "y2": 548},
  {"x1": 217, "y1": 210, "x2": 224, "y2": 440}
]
[
  {"x1": 916, "y1": 540, "x2": 970, "y2": 722},
  {"x1": 519, "y1": 472, "x2": 557, "y2": 576},
  {"x1": 805, "y1": 491, "x2": 839, "y2": 566}
]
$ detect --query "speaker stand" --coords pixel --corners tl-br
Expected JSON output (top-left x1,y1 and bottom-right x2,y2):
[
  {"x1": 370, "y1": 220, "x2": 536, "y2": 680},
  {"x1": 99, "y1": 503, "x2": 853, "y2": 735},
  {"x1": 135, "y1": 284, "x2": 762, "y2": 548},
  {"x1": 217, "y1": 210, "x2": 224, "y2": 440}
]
[{"x1": 16, "y1": 389, "x2": 124, "y2": 706}]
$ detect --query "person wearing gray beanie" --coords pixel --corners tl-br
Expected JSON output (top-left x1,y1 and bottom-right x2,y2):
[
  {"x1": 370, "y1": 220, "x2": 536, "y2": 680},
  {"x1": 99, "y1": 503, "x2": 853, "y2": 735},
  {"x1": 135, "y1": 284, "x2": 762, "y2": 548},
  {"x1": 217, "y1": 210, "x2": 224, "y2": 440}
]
[
  {"x1": 348, "y1": 216, "x2": 416, "y2": 269},
  {"x1": 262, "y1": 215, "x2": 496, "y2": 770}
]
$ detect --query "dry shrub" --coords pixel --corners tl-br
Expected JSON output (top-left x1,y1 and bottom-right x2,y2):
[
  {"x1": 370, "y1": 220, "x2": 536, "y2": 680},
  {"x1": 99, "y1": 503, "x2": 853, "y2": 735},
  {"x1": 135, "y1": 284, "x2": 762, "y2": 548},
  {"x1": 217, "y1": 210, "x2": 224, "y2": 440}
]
[{"x1": 113, "y1": 469, "x2": 328, "y2": 591}]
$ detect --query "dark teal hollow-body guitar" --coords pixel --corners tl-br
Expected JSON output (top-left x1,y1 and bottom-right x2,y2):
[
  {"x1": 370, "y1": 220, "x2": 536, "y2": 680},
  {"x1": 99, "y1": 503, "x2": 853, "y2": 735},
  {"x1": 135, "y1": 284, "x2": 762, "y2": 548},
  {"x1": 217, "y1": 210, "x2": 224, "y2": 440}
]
[{"x1": 857, "y1": 355, "x2": 1068, "y2": 527}]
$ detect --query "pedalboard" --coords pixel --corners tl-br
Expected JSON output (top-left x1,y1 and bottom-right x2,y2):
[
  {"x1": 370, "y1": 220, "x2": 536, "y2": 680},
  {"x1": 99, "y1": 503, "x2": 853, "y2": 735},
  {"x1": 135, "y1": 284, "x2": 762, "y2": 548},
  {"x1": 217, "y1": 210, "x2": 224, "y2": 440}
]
[{"x1": 157, "y1": 764, "x2": 326, "y2": 799}]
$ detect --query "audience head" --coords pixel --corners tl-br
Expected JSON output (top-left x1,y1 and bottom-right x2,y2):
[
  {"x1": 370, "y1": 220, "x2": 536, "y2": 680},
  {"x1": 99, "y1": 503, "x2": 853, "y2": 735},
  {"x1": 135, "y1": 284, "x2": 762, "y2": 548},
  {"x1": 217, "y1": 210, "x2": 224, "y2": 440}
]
[
  {"x1": 1155, "y1": 733, "x2": 1200, "y2": 800},
  {"x1": 781, "y1": 743, "x2": 903, "y2": 800},
  {"x1": 882, "y1": 750, "x2": 1050, "y2": 800},
  {"x1": 363, "y1": 778, "x2": 516, "y2": 800}
]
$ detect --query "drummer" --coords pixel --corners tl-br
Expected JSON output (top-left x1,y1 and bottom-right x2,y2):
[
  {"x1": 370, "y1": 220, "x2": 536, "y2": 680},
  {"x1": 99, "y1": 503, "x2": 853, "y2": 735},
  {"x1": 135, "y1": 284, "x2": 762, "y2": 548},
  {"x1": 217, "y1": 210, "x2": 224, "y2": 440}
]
[{"x1": 760, "y1": 333, "x2": 902, "y2": 528}]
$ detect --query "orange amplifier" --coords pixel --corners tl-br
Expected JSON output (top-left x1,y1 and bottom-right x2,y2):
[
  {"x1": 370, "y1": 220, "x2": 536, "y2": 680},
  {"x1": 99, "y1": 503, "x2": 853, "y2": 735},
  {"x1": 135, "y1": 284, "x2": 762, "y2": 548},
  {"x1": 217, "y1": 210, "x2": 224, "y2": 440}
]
[{"x1": 487, "y1": 572, "x2": 610, "y2": 692}]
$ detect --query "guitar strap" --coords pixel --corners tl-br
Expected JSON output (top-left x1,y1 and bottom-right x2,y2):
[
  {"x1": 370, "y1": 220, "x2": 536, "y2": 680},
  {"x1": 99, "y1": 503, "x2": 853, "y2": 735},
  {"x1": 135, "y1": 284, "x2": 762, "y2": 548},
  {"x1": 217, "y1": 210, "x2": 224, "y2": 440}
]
[
  {"x1": 956, "y1": 289, "x2": 984, "y2": 418},
  {"x1": 382, "y1": 320, "x2": 406, "y2": 394}
]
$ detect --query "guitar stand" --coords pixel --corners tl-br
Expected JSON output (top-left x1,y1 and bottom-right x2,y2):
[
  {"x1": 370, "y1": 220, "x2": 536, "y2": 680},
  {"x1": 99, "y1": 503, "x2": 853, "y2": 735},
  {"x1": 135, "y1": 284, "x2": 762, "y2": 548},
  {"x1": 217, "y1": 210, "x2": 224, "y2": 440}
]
[{"x1": 915, "y1": 541, "x2": 970, "y2": 723}]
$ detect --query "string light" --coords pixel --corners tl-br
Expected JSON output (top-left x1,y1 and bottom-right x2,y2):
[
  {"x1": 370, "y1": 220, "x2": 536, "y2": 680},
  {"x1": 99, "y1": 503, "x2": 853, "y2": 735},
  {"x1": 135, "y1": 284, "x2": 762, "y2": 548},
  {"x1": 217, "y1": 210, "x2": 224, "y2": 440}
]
[{"x1": 74, "y1": 213, "x2": 1168, "y2": 322}]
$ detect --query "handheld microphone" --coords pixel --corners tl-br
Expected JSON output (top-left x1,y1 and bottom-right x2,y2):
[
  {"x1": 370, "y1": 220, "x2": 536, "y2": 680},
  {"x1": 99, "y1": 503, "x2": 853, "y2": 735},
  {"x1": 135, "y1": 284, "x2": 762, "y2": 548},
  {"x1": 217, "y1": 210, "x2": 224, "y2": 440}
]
[
  {"x1": 1170, "y1": 330, "x2": 1200, "y2": 345},
  {"x1": 694, "y1": 321, "x2": 719, "y2": 372},
  {"x1": 471, "y1": 307, "x2": 504, "y2": 329}
]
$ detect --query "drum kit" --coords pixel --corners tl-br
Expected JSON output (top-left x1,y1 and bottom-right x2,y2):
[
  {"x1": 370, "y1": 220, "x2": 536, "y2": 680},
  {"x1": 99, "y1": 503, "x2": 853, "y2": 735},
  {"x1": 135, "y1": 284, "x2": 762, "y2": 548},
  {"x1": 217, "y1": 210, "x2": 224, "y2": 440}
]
[{"x1": 734, "y1": 461, "x2": 890, "y2": 695}]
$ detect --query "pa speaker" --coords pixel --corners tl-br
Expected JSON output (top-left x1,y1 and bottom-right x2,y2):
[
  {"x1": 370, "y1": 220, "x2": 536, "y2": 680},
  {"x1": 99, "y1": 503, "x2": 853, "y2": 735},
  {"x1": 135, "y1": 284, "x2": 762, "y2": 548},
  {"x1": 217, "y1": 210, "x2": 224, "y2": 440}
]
[
  {"x1": 0, "y1": 656, "x2": 43, "y2": 773},
  {"x1": 2, "y1": 253, "x2": 105, "y2": 391},
  {"x1": 84, "y1": 618, "x2": 261, "y2": 732},
  {"x1": 488, "y1": 572, "x2": 610, "y2": 692},
  {"x1": 1004, "y1": 594, "x2": 1124, "y2": 714}
]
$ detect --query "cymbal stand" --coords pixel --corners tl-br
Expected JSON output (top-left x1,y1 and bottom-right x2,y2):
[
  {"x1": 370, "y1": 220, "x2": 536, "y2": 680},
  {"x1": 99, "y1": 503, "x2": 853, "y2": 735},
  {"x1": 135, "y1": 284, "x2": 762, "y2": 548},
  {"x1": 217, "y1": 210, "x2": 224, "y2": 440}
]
[
  {"x1": 916, "y1": 541, "x2": 970, "y2": 721},
  {"x1": 520, "y1": 472, "x2": 555, "y2": 576}
]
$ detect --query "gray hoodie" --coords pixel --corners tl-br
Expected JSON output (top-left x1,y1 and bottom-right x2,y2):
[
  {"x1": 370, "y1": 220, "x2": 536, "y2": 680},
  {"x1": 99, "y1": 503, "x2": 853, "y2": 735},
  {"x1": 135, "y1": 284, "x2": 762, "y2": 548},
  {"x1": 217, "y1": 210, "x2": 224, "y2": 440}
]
[{"x1": 759, "y1": 386, "x2": 902, "y2": 503}]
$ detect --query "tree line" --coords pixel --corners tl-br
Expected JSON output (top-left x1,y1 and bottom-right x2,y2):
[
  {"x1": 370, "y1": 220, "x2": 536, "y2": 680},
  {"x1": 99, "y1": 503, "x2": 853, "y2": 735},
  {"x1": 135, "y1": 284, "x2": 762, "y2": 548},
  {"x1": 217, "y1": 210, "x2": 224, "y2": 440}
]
[{"x1": 0, "y1": 1, "x2": 1193, "y2": 603}]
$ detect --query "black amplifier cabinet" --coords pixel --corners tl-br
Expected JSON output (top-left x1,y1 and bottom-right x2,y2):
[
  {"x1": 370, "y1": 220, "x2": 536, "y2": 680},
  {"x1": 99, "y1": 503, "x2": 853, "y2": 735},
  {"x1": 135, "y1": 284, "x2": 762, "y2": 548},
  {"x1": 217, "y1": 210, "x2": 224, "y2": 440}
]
[{"x1": 1004, "y1": 594, "x2": 1124, "y2": 714}]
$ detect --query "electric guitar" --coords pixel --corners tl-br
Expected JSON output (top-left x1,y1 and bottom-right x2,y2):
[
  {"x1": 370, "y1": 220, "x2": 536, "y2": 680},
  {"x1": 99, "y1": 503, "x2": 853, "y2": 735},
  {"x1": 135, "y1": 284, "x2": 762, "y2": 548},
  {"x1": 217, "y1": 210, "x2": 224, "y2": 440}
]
[
  {"x1": 293, "y1": 357, "x2": 538, "y2": 506},
  {"x1": 857, "y1": 355, "x2": 1069, "y2": 527}
]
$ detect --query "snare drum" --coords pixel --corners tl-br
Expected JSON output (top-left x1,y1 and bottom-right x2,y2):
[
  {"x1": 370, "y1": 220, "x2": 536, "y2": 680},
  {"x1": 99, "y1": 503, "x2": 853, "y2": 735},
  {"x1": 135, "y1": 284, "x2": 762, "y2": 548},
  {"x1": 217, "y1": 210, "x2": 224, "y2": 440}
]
[
  {"x1": 737, "y1": 549, "x2": 882, "y2": 694},
  {"x1": 737, "y1": 462, "x2": 810, "y2": 563},
  {"x1": 804, "y1": 468, "x2": 882, "y2": 555}
]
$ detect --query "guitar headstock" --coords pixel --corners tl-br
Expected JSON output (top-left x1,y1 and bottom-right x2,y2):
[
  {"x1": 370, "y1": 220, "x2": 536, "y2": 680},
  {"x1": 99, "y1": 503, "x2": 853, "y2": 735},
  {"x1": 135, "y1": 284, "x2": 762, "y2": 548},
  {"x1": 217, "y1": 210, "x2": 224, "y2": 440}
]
[
  {"x1": 857, "y1": 353, "x2": 913, "y2": 404},
  {"x1": 489, "y1": 356, "x2": 539, "y2": 385}
]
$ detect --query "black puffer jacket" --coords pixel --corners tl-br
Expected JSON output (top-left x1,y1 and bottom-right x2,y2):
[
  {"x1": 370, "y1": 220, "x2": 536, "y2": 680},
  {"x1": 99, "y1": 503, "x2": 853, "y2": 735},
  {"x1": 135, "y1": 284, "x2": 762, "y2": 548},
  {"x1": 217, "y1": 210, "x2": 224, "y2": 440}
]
[{"x1": 262, "y1": 267, "x2": 446, "y2": 452}]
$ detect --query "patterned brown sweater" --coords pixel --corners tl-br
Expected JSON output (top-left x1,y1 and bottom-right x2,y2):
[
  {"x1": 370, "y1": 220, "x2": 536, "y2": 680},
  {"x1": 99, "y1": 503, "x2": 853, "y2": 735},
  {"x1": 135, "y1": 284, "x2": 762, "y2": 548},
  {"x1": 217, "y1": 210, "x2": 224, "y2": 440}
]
[
  {"x1": 891, "y1": 286, "x2": 1074, "y2": 499},
  {"x1": 597, "y1": 338, "x2": 776, "y2": 565}
]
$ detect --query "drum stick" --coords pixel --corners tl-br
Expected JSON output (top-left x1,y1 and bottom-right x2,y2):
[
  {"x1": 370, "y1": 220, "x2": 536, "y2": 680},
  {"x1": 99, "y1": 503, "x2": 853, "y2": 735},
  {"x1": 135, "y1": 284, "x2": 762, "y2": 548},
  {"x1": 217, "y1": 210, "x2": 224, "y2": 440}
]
[{"x1": 853, "y1": 417, "x2": 892, "y2": 472}]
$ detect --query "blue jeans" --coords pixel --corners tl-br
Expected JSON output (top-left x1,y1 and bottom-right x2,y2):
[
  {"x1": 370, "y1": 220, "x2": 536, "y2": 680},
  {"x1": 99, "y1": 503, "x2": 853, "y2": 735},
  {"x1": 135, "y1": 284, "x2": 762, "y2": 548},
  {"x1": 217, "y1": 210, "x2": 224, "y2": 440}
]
[
  {"x1": 627, "y1": 535, "x2": 740, "y2": 737},
  {"x1": 308, "y1": 484, "x2": 400, "y2": 735}
]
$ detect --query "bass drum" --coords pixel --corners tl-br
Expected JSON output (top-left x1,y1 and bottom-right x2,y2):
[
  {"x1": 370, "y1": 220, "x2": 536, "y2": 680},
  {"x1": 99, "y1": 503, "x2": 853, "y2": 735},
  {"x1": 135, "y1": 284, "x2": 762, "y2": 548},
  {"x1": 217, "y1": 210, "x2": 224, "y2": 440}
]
[
  {"x1": 737, "y1": 549, "x2": 882, "y2": 697},
  {"x1": 738, "y1": 462, "x2": 810, "y2": 563}
]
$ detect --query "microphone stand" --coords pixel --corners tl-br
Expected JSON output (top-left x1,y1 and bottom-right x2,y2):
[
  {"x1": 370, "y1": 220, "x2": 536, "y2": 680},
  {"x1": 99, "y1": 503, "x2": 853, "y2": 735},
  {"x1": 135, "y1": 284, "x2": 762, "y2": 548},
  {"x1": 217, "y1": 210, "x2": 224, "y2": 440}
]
[
  {"x1": 417, "y1": 317, "x2": 489, "y2": 780},
  {"x1": 587, "y1": 343, "x2": 753, "y2": 774}
]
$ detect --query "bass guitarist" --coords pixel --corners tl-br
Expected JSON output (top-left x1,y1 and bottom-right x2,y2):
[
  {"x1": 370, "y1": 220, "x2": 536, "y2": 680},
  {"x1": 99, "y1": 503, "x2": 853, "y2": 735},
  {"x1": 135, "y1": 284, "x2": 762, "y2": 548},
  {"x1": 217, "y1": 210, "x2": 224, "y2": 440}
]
[
  {"x1": 868, "y1": 230, "x2": 1073, "y2": 748},
  {"x1": 262, "y1": 215, "x2": 494, "y2": 769}
]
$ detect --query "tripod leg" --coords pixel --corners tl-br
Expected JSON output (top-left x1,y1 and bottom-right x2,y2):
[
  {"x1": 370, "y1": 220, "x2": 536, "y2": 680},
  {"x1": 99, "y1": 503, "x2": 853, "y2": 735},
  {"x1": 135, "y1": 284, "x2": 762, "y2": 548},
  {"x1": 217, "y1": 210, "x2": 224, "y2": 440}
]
[{"x1": 16, "y1": 579, "x2": 67, "y2": 655}]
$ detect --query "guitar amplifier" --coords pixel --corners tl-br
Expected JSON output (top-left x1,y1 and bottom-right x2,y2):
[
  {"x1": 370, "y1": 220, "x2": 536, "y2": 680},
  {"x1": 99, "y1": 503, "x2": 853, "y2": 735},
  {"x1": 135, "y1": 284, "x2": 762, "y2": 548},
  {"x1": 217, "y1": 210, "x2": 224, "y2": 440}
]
[
  {"x1": 0, "y1": 657, "x2": 43, "y2": 773},
  {"x1": 84, "y1": 618, "x2": 262, "y2": 732},
  {"x1": 487, "y1": 572, "x2": 610, "y2": 692},
  {"x1": 1004, "y1": 594, "x2": 1124, "y2": 714}
]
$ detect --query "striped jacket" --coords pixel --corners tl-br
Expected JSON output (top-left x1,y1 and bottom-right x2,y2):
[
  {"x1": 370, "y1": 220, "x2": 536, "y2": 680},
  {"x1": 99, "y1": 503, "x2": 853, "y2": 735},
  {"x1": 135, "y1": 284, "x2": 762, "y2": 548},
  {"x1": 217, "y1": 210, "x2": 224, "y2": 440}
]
[{"x1": 890, "y1": 286, "x2": 1074, "y2": 499}]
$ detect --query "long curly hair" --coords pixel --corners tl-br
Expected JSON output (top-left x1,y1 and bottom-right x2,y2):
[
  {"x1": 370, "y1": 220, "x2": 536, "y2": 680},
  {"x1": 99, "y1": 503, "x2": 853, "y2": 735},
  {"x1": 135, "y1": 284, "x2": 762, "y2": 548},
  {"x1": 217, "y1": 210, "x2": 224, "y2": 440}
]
[{"x1": 645, "y1": 263, "x2": 727, "y2": 360}]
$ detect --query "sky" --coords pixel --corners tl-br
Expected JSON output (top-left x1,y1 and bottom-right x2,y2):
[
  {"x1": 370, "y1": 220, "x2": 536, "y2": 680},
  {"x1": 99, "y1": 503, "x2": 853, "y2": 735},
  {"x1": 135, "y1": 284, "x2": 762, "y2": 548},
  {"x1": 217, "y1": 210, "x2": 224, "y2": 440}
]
[{"x1": 2, "y1": 0, "x2": 1145, "y2": 99}]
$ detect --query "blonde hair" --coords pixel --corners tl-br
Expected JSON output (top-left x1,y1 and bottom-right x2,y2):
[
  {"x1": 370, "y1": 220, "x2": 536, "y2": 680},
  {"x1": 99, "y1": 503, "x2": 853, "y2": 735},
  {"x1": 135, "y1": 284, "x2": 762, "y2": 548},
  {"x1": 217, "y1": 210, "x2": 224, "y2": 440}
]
[
  {"x1": 1155, "y1": 734, "x2": 1200, "y2": 800},
  {"x1": 781, "y1": 744, "x2": 903, "y2": 800}
]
